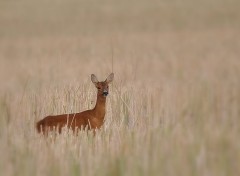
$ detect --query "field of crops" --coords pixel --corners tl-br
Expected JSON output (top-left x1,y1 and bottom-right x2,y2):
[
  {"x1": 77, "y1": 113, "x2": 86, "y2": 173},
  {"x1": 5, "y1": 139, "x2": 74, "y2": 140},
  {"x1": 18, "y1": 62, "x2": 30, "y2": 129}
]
[{"x1": 0, "y1": 0, "x2": 240, "y2": 175}]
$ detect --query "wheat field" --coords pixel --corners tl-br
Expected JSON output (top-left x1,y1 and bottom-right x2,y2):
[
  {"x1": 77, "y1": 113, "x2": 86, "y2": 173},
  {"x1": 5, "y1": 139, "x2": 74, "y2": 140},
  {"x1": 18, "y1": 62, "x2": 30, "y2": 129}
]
[{"x1": 0, "y1": 0, "x2": 240, "y2": 176}]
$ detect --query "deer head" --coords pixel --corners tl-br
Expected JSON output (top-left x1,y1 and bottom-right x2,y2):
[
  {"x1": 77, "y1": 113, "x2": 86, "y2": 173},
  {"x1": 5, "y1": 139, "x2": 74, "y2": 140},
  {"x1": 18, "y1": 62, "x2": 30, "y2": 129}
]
[{"x1": 91, "y1": 73, "x2": 114, "y2": 97}]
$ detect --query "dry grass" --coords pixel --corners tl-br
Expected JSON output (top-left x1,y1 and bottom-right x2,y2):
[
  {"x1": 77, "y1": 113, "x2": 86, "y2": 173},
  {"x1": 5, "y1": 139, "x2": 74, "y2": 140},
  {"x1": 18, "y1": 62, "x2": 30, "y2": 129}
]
[{"x1": 0, "y1": 0, "x2": 240, "y2": 176}]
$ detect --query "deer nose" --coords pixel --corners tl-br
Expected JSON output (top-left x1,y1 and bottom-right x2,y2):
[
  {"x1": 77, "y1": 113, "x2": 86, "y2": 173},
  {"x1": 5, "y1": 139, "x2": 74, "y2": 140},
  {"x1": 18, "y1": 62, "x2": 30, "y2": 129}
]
[{"x1": 103, "y1": 90, "x2": 108, "y2": 96}]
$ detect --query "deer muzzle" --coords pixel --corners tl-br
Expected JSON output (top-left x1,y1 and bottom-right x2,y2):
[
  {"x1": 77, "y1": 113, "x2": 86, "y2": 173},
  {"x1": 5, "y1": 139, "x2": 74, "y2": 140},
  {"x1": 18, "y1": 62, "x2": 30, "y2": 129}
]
[{"x1": 103, "y1": 90, "x2": 108, "y2": 97}]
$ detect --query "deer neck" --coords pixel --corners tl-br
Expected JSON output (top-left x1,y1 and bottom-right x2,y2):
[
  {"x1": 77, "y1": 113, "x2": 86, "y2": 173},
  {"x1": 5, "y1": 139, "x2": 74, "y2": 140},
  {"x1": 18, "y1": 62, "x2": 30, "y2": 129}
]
[{"x1": 93, "y1": 94, "x2": 106, "y2": 120}]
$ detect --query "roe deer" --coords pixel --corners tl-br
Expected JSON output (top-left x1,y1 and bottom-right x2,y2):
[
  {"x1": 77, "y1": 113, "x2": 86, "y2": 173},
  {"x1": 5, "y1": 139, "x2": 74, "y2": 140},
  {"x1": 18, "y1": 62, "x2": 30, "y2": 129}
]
[{"x1": 36, "y1": 73, "x2": 114, "y2": 134}]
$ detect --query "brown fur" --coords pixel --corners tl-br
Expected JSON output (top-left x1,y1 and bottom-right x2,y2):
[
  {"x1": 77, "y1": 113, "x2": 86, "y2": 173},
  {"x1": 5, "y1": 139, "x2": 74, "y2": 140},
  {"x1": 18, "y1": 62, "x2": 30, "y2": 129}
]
[{"x1": 36, "y1": 73, "x2": 114, "y2": 134}]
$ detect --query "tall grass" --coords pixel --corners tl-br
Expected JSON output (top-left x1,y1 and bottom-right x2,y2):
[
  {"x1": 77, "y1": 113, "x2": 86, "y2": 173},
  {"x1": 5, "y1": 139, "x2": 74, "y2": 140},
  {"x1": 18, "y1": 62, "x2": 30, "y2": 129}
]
[{"x1": 0, "y1": 0, "x2": 240, "y2": 175}]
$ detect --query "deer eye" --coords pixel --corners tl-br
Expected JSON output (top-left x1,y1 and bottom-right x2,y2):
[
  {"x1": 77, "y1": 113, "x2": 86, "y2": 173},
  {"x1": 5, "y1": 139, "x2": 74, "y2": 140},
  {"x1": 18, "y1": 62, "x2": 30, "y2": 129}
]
[{"x1": 97, "y1": 87, "x2": 101, "y2": 90}]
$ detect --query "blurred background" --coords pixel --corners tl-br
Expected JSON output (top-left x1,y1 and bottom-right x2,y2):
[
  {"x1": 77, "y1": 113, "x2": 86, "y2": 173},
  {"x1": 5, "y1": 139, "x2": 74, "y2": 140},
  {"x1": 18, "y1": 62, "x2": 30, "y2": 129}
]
[
  {"x1": 1, "y1": 0, "x2": 239, "y2": 93},
  {"x1": 1, "y1": 0, "x2": 240, "y2": 37}
]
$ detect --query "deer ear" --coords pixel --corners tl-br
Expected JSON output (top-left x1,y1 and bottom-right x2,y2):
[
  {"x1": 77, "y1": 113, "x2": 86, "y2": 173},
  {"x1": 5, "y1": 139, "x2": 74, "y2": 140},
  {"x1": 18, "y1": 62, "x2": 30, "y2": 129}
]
[
  {"x1": 91, "y1": 74, "x2": 99, "y2": 84},
  {"x1": 105, "y1": 73, "x2": 114, "y2": 84}
]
